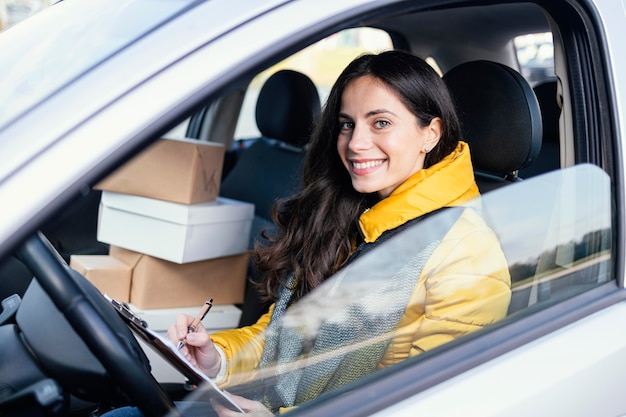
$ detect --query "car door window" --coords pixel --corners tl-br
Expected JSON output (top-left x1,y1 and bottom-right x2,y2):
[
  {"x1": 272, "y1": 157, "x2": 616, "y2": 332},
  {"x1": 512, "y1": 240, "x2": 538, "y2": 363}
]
[
  {"x1": 481, "y1": 164, "x2": 612, "y2": 314},
  {"x1": 176, "y1": 163, "x2": 613, "y2": 412}
]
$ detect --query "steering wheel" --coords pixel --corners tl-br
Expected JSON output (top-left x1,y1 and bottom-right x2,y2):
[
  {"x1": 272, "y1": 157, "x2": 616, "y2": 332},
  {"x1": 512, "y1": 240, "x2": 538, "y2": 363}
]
[{"x1": 17, "y1": 232, "x2": 180, "y2": 417}]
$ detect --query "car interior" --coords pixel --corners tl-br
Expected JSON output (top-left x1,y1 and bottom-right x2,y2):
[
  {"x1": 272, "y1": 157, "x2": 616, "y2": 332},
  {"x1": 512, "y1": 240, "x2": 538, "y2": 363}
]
[
  {"x1": 219, "y1": 69, "x2": 322, "y2": 326},
  {"x1": 0, "y1": 0, "x2": 617, "y2": 416}
]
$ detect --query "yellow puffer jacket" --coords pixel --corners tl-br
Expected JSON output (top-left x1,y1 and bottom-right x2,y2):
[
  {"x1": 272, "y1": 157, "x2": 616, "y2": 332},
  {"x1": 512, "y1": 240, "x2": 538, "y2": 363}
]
[{"x1": 211, "y1": 141, "x2": 511, "y2": 386}]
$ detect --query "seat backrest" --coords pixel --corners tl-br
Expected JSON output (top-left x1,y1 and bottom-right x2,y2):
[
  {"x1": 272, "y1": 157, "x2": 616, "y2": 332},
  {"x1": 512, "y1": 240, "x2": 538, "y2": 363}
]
[
  {"x1": 443, "y1": 60, "x2": 542, "y2": 193},
  {"x1": 220, "y1": 70, "x2": 321, "y2": 327},
  {"x1": 221, "y1": 69, "x2": 321, "y2": 236},
  {"x1": 519, "y1": 78, "x2": 561, "y2": 178},
  {"x1": 254, "y1": 69, "x2": 321, "y2": 148}
]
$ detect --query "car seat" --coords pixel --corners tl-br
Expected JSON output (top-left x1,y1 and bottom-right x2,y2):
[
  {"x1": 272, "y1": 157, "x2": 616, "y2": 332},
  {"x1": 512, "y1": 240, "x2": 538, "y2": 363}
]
[
  {"x1": 519, "y1": 78, "x2": 561, "y2": 178},
  {"x1": 219, "y1": 69, "x2": 321, "y2": 326},
  {"x1": 443, "y1": 60, "x2": 542, "y2": 193},
  {"x1": 221, "y1": 69, "x2": 321, "y2": 238}
]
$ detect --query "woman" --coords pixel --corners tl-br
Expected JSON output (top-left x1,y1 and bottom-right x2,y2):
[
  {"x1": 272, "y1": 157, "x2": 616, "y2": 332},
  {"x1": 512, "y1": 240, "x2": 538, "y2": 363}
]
[{"x1": 110, "y1": 50, "x2": 511, "y2": 416}]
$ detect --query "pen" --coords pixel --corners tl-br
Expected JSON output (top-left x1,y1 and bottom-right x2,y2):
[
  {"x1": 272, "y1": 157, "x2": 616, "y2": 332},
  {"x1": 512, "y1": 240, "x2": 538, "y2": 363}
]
[{"x1": 177, "y1": 298, "x2": 213, "y2": 350}]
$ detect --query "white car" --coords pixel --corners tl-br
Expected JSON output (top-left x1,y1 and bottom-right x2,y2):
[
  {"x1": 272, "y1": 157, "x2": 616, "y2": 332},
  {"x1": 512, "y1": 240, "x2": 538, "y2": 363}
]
[{"x1": 0, "y1": 0, "x2": 624, "y2": 416}]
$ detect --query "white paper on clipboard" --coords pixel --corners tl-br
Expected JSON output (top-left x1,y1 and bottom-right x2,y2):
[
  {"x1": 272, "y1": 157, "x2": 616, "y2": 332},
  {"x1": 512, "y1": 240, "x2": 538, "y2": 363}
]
[{"x1": 107, "y1": 297, "x2": 244, "y2": 413}]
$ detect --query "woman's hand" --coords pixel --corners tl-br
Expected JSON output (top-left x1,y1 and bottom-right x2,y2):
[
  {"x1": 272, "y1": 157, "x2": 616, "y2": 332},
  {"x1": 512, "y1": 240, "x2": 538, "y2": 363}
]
[
  {"x1": 167, "y1": 313, "x2": 222, "y2": 377},
  {"x1": 212, "y1": 392, "x2": 273, "y2": 417}
]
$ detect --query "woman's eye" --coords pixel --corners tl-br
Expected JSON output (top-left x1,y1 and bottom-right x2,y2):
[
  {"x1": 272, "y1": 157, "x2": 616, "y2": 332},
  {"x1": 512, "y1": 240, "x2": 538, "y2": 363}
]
[
  {"x1": 374, "y1": 120, "x2": 390, "y2": 128},
  {"x1": 339, "y1": 121, "x2": 354, "y2": 130}
]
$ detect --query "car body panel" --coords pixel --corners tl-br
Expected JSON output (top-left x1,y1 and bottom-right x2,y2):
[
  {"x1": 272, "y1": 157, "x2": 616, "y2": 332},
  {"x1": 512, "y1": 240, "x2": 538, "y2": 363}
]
[{"x1": 373, "y1": 298, "x2": 626, "y2": 417}]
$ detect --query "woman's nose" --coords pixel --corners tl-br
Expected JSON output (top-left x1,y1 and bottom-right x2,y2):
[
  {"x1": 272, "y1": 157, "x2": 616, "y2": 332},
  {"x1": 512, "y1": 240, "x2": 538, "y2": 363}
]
[{"x1": 348, "y1": 124, "x2": 371, "y2": 151}]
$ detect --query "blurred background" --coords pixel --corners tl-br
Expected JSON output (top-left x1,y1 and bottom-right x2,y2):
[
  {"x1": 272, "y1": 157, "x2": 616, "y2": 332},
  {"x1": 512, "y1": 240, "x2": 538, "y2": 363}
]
[{"x1": 0, "y1": 0, "x2": 52, "y2": 31}]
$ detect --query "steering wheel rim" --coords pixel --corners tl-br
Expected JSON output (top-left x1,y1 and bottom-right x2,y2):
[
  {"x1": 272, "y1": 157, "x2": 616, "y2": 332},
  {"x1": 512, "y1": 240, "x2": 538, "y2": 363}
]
[{"x1": 17, "y1": 232, "x2": 179, "y2": 417}]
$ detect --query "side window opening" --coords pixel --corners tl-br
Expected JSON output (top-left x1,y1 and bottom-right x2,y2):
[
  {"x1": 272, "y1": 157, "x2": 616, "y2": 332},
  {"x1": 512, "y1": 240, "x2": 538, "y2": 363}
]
[
  {"x1": 514, "y1": 32, "x2": 555, "y2": 87},
  {"x1": 164, "y1": 120, "x2": 189, "y2": 140},
  {"x1": 515, "y1": 31, "x2": 561, "y2": 179},
  {"x1": 233, "y1": 27, "x2": 394, "y2": 141}
]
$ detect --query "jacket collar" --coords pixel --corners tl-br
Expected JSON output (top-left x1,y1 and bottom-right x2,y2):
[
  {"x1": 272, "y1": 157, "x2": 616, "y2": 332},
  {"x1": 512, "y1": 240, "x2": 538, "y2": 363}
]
[{"x1": 358, "y1": 141, "x2": 479, "y2": 243}]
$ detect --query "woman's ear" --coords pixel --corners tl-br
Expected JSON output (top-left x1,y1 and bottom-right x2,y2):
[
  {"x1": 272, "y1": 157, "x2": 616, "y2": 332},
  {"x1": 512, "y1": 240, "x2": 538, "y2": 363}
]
[{"x1": 423, "y1": 117, "x2": 443, "y2": 152}]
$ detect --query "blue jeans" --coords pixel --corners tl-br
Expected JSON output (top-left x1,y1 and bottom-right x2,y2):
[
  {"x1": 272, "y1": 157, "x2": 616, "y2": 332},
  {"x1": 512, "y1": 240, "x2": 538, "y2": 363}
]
[
  {"x1": 102, "y1": 402, "x2": 216, "y2": 417},
  {"x1": 101, "y1": 406, "x2": 143, "y2": 417}
]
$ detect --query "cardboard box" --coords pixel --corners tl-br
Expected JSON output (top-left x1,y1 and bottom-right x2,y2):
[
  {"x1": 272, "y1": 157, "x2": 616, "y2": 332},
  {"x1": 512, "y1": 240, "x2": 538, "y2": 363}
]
[
  {"x1": 95, "y1": 138, "x2": 225, "y2": 204},
  {"x1": 111, "y1": 245, "x2": 248, "y2": 309},
  {"x1": 70, "y1": 255, "x2": 132, "y2": 302},
  {"x1": 98, "y1": 192, "x2": 254, "y2": 264}
]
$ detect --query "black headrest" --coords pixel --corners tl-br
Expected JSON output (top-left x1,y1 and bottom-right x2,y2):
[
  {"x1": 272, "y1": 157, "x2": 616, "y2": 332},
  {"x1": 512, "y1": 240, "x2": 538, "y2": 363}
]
[
  {"x1": 443, "y1": 60, "x2": 542, "y2": 176},
  {"x1": 255, "y1": 69, "x2": 321, "y2": 148}
]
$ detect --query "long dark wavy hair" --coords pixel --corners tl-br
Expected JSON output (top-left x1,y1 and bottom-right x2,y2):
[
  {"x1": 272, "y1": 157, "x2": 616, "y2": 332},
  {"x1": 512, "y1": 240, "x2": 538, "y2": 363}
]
[{"x1": 254, "y1": 50, "x2": 462, "y2": 301}]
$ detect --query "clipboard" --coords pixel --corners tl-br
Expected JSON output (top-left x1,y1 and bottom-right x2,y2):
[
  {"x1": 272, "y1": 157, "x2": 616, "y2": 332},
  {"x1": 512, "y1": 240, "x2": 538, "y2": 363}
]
[{"x1": 107, "y1": 296, "x2": 245, "y2": 413}]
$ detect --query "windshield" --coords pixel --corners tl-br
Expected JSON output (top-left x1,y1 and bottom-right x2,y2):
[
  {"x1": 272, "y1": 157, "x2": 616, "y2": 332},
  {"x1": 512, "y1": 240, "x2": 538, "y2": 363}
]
[
  {"x1": 0, "y1": 0, "x2": 202, "y2": 130},
  {"x1": 166, "y1": 164, "x2": 612, "y2": 415}
]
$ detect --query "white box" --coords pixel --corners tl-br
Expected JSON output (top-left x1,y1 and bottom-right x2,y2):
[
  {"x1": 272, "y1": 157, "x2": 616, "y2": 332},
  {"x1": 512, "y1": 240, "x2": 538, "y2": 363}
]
[
  {"x1": 130, "y1": 304, "x2": 241, "y2": 383},
  {"x1": 98, "y1": 191, "x2": 254, "y2": 263},
  {"x1": 128, "y1": 303, "x2": 242, "y2": 332}
]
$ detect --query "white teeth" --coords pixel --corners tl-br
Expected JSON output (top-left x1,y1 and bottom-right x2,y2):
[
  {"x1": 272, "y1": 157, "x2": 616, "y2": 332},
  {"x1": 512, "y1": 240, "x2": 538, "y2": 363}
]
[{"x1": 352, "y1": 160, "x2": 383, "y2": 169}]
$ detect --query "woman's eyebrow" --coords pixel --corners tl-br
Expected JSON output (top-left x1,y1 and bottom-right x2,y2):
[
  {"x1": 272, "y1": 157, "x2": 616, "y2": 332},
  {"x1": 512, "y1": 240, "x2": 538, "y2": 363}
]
[
  {"x1": 339, "y1": 109, "x2": 398, "y2": 120},
  {"x1": 365, "y1": 109, "x2": 397, "y2": 118}
]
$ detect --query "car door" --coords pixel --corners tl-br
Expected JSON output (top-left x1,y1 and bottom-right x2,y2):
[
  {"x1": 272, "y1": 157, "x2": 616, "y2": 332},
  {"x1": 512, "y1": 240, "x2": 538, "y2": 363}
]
[{"x1": 174, "y1": 1, "x2": 626, "y2": 416}]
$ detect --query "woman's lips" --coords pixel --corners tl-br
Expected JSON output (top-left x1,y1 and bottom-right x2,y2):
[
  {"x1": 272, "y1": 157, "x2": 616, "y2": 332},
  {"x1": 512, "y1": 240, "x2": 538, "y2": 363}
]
[{"x1": 350, "y1": 159, "x2": 385, "y2": 174}]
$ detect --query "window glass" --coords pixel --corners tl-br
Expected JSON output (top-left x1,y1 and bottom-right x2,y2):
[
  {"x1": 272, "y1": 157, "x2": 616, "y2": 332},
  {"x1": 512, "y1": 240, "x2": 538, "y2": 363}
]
[
  {"x1": 233, "y1": 28, "x2": 393, "y2": 140},
  {"x1": 164, "y1": 120, "x2": 190, "y2": 140},
  {"x1": 174, "y1": 164, "x2": 613, "y2": 413},
  {"x1": 480, "y1": 165, "x2": 612, "y2": 314},
  {"x1": 0, "y1": 0, "x2": 202, "y2": 131},
  {"x1": 0, "y1": 0, "x2": 51, "y2": 31},
  {"x1": 514, "y1": 32, "x2": 555, "y2": 86}
]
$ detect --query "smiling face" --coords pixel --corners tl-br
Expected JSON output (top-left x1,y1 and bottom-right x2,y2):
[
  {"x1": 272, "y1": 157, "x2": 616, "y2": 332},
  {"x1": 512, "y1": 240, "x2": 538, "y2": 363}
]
[{"x1": 337, "y1": 75, "x2": 442, "y2": 198}]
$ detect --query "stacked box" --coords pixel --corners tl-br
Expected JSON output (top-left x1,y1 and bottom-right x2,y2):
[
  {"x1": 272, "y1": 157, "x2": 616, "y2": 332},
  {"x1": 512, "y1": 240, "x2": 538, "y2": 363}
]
[
  {"x1": 69, "y1": 255, "x2": 132, "y2": 302},
  {"x1": 70, "y1": 137, "x2": 254, "y2": 310},
  {"x1": 111, "y1": 246, "x2": 248, "y2": 309},
  {"x1": 94, "y1": 137, "x2": 225, "y2": 204},
  {"x1": 97, "y1": 192, "x2": 254, "y2": 264},
  {"x1": 127, "y1": 303, "x2": 243, "y2": 332}
]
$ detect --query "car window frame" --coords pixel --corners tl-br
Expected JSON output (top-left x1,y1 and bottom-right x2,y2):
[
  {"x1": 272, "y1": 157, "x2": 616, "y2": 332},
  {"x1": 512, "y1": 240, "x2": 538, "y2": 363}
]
[
  {"x1": 179, "y1": 0, "x2": 624, "y2": 414},
  {"x1": 180, "y1": 160, "x2": 619, "y2": 416}
]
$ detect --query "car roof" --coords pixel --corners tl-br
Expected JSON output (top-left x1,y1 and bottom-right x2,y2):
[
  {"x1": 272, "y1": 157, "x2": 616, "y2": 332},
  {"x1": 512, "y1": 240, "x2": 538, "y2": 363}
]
[{"x1": 375, "y1": 3, "x2": 552, "y2": 71}]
